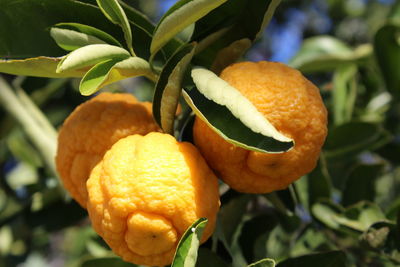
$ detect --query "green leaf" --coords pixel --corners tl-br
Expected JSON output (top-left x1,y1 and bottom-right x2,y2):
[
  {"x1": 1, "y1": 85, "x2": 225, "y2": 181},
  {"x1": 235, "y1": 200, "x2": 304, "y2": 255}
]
[
  {"x1": 289, "y1": 36, "x2": 372, "y2": 73},
  {"x1": 312, "y1": 200, "x2": 386, "y2": 232},
  {"x1": 153, "y1": 44, "x2": 196, "y2": 134},
  {"x1": 151, "y1": 0, "x2": 228, "y2": 56},
  {"x1": 342, "y1": 164, "x2": 384, "y2": 206},
  {"x1": 191, "y1": 0, "x2": 282, "y2": 67},
  {"x1": 374, "y1": 22, "x2": 400, "y2": 99},
  {"x1": 57, "y1": 44, "x2": 130, "y2": 73},
  {"x1": 80, "y1": 57, "x2": 155, "y2": 96},
  {"x1": 171, "y1": 218, "x2": 208, "y2": 267},
  {"x1": 50, "y1": 27, "x2": 107, "y2": 51},
  {"x1": 196, "y1": 248, "x2": 229, "y2": 267},
  {"x1": 248, "y1": 258, "x2": 276, "y2": 267},
  {"x1": 51, "y1": 22, "x2": 122, "y2": 51},
  {"x1": 0, "y1": 57, "x2": 86, "y2": 78},
  {"x1": 96, "y1": 0, "x2": 134, "y2": 55},
  {"x1": 0, "y1": 0, "x2": 124, "y2": 59},
  {"x1": 324, "y1": 122, "x2": 392, "y2": 159},
  {"x1": 332, "y1": 64, "x2": 358, "y2": 125},
  {"x1": 307, "y1": 158, "x2": 332, "y2": 207},
  {"x1": 183, "y1": 68, "x2": 294, "y2": 153},
  {"x1": 211, "y1": 38, "x2": 252, "y2": 74},
  {"x1": 81, "y1": 257, "x2": 139, "y2": 267},
  {"x1": 276, "y1": 251, "x2": 347, "y2": 267}
]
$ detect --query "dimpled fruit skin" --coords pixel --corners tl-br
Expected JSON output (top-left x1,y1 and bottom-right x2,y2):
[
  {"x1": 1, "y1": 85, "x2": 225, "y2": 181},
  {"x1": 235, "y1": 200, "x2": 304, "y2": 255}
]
[
  {"x1": 193, "y1": 61, "x2": 328, "y2": 193},
  {"x1": 87, "y1": 132, "x2": 220, "y2": 266},
  {"x1": 55, "y1": 93, "x2": 160, "y2": 208}
]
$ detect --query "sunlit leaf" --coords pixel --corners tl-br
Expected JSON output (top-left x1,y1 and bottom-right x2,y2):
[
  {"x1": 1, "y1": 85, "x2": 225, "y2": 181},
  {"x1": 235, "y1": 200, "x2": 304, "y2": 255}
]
[
  {"x1": 153, "y1": 44, "x2": 196, "y2": 134},
  {"x1": 183, "y1": 68, "x2": 293, "y2": 153},
  {"x1": 151, "y1": 0, "x2": 227, "y2": 56},
  {"x1": 50, "y1": 22, "x2": 122, "y2": 51},
  {"x1": 50, "y1": 28, "x2": 107, "y2": 51},
  {"x1": 0, "y1": 57, "x2": 86, "y2": 78},
  {"x1": 80, "y1": 57, "x2": 155, "y2": 96},
  {"x1": 96, "y1": 0, "x2": 134, "y2": 55},
  {"x1": 248, "y1": 258, "x2": 276, "y2": 267},
  {"x1": 56, "y1": 44, "x2": 130, "y2": 73},
  {"x1": 171, "y1": 218, "x2": 208, "y2": 267},
  {"x1": 289, "y1": 36, "x2": 372, "y2": 73}
]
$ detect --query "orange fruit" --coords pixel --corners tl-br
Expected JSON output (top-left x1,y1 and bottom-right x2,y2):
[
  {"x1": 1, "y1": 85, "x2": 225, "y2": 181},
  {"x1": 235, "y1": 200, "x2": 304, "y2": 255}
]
[
  {"x1": 55, "y1": 92, "x2": 160, "y2": 207},
  {"x1": 86, "y1": 132, "x2": 220, "y2": 266},
  {"x1": 193, "y1": 61, "x2": 328, "y2": 193}
]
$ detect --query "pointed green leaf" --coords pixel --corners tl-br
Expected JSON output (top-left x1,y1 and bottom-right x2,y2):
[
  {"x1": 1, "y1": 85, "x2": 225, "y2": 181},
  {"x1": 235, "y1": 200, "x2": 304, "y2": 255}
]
[
  {"x1": 80, "y1": 57, "x2": 155, "y2": 96},
  {"x1": 153, "y1": 44, "x2": 196, "y2": 134},
  {"x1": 211, "y1": 38, "x2": 252, "y2": 74},
  {"x1": 374, "y1": 22, "x2": 400, "y2": 99},
  {"x1": 183, "y1": 68, "x2": 293, "y2": 153},
  {"x1": 248, "y1": 258, "x2": 276, "y2": 267},
  {"x1": 50, "y1": 27, "x2": 108, "y2": 51},
  {"x1": 52, "y1": 22, "x2": 122, "y2": 49},
  {"x1": 0, "y1": 57, "x2": 86, "y2": 78},
  {"x1": 289, "y1": 36, "x2": 372, "y2": 73},
  {"x1": 96, "y1": 0, "x2": 134, "y2": 55},
  {"x1": 0, "y1": 0, "x2": 124, "y2": 59},
  {"x1": 57, "y1": 44, "x2": 130, "y2": 73},
  {"x1": 151, "y1": 0, "x2": 227, "y2": 56},
  {"x1": 171, "y1": 218, "x2": 208, "y2": 267},
  {"x1": 191, "y1": 0, "x2": 282, "y2": 67}
]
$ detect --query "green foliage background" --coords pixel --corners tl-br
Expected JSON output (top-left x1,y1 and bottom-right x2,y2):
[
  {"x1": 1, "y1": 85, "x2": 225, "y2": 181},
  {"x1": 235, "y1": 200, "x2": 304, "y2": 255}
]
[{"x1": 0, "y1": 0, "x2": 400, "y2": 266}]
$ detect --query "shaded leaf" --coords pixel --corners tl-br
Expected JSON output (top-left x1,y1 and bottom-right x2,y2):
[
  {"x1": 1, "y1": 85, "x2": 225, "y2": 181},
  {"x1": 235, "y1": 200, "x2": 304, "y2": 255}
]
[
  {"x1": 96, "y1": 0, "x2": 134, "y2": 55},
  {"x1": 342, "y1": 164, "x2": 384, "y2": 206},
  {"x1": 192, "y1": 0, "x2": 282, "y2": 67},
  {"x1": 81, "y1": 257, "x2": 138, "y2": 267},
  {"x1": 171, "y1": 218, "x2": 208, "y2": 267},
  {"x1": 0, "y1": 0, "x2": 124, "y2": 58},
  {"x1": 153, "y1": 44, "x2": 196, "y2": 134},
  {"x1": 324, "y1": 122, "x2": 392, "y2": 159},
  {"x1": 196, "y1": 248, "x2": 229, "y2": 267},
  {"x1": 80, "y1": 57, "x2": 155, "y2": 96},
  {"x1": 307, "y1": 158, "x2": 332, "y2": 207},
  {"x1": 183, "y1": 68, "x2": 293, "y2": 153},
  {"x1": 289, "y1": 36, "x2": 372, "y2": 73},
  {"x1": 0, "y1": 57, "x2": 86, "y2": 78},
  {"x1": 374, "y1": 22, "x2": 400, "y2": 99},
  {"x1": 151, "y1": 0, "x2": 227, "y2": 56},
  {"x1": 277, "y1": 251, "x2": 347, "y2": 267},
  {"x1": 57, "y1": 44, "x2": 130, "y2": 73}
]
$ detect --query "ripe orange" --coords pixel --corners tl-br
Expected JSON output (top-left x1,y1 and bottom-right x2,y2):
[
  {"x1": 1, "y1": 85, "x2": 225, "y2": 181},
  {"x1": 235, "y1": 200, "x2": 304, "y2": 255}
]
[
  {"x1": 86, "y1": 132, "x2": 220, "y2": 266},
  {"x1": 193, "y1": 61, "x2": 328, "y2": 193},
  {"x1": 55, "y1": 92, "x2": 160, "y2": 207}
]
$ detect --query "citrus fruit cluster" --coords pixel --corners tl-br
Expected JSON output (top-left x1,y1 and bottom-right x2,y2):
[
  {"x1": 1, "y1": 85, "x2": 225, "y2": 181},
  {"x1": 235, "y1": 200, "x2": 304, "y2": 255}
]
[
  {"x1": 55, "y1": 61, "x2": 327, "y2": 266},
  {"x1": 55, "y1": 92, "x2": 220, "y2": 266}
]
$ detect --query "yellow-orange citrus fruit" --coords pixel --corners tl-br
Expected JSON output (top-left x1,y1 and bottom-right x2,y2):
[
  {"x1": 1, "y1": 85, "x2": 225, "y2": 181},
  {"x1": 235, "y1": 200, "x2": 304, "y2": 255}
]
[
  {"x1": 86, "y1": 132, "x2": 220, "y2": 266},
  {"x1": 193, "y1": 61, "x2": 328, "y2": 193},
  {"x1": 55, "y1": 92, "x2": 160, "y2": 207}
]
